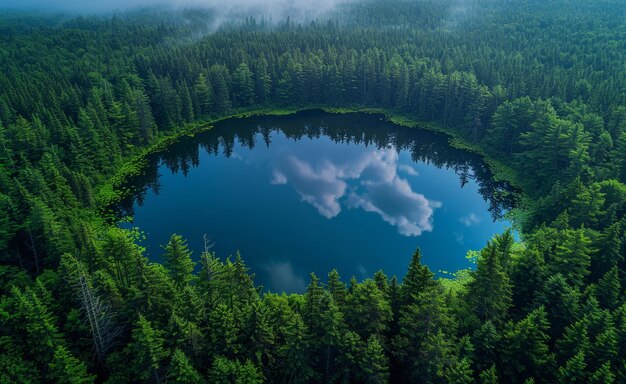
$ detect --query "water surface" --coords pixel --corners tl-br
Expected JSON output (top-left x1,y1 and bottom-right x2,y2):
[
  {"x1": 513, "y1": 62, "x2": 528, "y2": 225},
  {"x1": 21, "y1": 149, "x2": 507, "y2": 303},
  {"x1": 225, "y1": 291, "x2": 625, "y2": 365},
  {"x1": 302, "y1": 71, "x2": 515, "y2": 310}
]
[{"x1": 116, "y1": 111, "x2": 515, "y2": 292}]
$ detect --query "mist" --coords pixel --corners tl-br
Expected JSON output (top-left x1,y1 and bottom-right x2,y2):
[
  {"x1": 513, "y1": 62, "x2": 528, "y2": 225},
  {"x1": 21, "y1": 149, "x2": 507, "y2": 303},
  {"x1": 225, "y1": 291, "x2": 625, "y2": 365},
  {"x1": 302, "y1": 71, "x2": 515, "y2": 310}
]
[{"x1": 0, "y1": 0, "x2": 351, "y2": 21}]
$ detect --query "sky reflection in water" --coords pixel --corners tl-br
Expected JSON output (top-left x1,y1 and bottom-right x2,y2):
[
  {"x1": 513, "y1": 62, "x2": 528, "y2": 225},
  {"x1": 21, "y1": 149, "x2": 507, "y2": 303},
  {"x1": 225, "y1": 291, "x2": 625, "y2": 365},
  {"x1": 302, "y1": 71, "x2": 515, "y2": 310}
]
[
  {"x1": 119, "y1": 112, "x2": 513, "y2": 293},
  {"x1": 269, "y1": 142, "x2": 441, "y2": 236}
]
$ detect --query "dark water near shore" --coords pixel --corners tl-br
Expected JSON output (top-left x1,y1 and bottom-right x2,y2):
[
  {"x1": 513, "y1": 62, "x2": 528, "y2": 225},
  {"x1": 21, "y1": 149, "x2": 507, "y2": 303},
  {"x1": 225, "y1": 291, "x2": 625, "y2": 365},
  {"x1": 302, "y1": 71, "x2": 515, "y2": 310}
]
[{"x1": 115, "y1": 110, "x2": 515, "y2": 292}]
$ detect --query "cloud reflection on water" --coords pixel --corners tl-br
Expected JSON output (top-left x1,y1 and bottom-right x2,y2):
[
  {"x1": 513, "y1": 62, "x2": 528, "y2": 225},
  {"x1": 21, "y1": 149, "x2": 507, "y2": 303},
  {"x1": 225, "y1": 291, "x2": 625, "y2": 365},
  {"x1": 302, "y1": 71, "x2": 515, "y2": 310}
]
[
  {"x1": 263, "y1": 261, "x2": 306, "y2": 293},
  {"x1": 270, "y1": 145, "x2": 441, "y2": 236}
]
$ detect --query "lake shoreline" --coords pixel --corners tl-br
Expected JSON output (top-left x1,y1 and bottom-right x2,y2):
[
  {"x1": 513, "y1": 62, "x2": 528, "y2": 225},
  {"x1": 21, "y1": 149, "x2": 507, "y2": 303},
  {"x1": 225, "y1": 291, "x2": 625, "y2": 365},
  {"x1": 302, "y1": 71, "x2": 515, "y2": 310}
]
[{"x1": 97, "y1": 105, "x2": 525, "y2": 223}]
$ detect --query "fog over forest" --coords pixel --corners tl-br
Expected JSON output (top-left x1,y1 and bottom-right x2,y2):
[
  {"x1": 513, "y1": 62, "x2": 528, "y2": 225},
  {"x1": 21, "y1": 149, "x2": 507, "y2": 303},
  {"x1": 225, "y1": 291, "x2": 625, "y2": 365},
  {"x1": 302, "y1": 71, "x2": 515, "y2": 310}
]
[{"x1": 0, "y1": 0, "x2": 351, "y2": 18}]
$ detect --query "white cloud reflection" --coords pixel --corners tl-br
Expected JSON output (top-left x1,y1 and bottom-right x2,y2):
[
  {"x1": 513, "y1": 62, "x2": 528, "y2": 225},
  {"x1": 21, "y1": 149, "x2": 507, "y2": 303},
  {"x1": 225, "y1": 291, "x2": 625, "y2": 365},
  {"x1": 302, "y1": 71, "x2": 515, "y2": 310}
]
[
  {"x1": 263, "y1": 261, "x2": 306, "y2": 293},
  {"x1": 270, "y1": 145, "x2": 440, "y2": 236},
  {"x1": 399, "y1": 164, "x2": 419, "y2": 176},
  {"x1": 460, "y1": 213, "x2": 481, "y2": 227}
]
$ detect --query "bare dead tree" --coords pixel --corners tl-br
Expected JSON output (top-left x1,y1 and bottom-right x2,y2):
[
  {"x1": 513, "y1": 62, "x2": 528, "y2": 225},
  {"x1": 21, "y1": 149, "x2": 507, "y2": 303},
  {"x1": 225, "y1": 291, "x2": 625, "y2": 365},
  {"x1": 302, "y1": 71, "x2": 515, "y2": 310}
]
[{"x1": 64, "y1": 256, "x2": 120, "y2": 363}]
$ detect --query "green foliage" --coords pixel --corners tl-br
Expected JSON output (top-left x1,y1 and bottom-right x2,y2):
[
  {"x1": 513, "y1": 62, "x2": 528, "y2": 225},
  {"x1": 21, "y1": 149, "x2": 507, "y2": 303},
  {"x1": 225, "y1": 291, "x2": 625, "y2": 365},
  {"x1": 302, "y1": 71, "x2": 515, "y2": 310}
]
[
  {"x1": 48, "y1": 345, "x2": 95, "y2": 384},
  {"x1": 557, "y1": 351, "x2": 587, "y2": 383},
  {"x1": 465, "y1": 241, "x2": 512, "y2": 325},
  {"x1": 167, "y1": 349, "x2": 202, "y2": 384},
  {"x1": 125, "y1": 314, "x2": 168, "y2": 382},
  {"x1": 344, "y1": 279, "x2": 392, "y2": 338},
  {"x1": 501, "y1": 306, "x2": 553, "y2": 382},
  {"x1": 400, "y1": 248, "x2": 435, "y2": 306},
  {"x1": 208, "y1": 356, "x2": 263, "y2": 384},
  {"x1": 162, "y1": 234, "x2": 195, "y2": 287}
]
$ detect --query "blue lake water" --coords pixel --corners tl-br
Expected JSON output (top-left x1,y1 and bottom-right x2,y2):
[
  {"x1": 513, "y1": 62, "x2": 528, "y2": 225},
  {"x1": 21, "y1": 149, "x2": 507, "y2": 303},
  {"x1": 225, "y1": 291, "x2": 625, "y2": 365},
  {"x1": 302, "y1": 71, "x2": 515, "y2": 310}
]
[{"x1": 116, "y1": 111, "x2": 515, "y2": 293}]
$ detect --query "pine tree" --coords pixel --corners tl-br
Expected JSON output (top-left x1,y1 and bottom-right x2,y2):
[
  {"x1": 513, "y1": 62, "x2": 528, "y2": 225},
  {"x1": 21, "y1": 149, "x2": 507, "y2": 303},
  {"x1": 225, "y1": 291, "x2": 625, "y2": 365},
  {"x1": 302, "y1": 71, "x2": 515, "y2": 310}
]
[
  {"x1": 615, "y1": 303, "x2": 626, "y2": 365},
  {"x1": 360, "y1": 336, "x2": 389, "y2": 384},
  {"x1": 162, "y1": 234, "x2": 195, "y2": 287},
  {"x1": 344, "y1": 279, "x2": 392, "y2": 338},
  {"x1": 48, "y1": 345, "x2": 95, "y2": 384},
  {"x1": 594, "y1": 266, "x2": 621, "y2": 310},
  {"x1": 589, "y1": 362, "x2": 615, "y2": 384},
  {"x1": 208, "y1": 356, "x2": 262, "y2": 384},
  {"x1": 388, "y1": 275, "x2": 401, "y2": 334},
  {"x1": 556, "y1": 320, "x2": 590, "y2": 364},
  {"x1": 208, "y1": 303, "x2": 240, "y2": 358},
  {"x1": 472, "y1": 321, "x2": 501, "y2": 372},
  {"x1": 552, "y1": 229, "x2": 593, "y2": 288},
  {"x1": 126, "y1": 314, "x2": 168, "y2": 383},
  {"x1": 589, "y1": 327, "x2": 618, "y2": 372},
  {"x1": 494, "y1": 229, "x2": 516, "y2": 271},
  {"x1": 277, "y1": 313, "x2": 315, "y2": 383},
  {"x1": 510, "y1": 248, "x2": 547, "y2": 316},
  {"x1": 501, "y1": 306, "x2": 553, "y2": 382},
  {"x1": 395, "y1": 285, "x2": 452, "y2": 383},
  {"x1": 11, "y1": 285, "x2": 62, "y2": 367},
  {"x1": 167, "y1": 349, "x2": 202, "y2": 384},
  {"x1": 193, "y1": 73, "x2": 214, "y2": 116},
  {"x1": 466, "y1": 241, "x2": 512, "y2": 325},
  {"x1": 401, "y1": 248, "x2": 434, "y2": 306},
  {"x1": 444, "y1": 357, "x2": 474, "y2": 384},
  {"x1": 327, "y1": 269, "x2": 347, "y2": 307},
  {"x1": 254, "y1": 55, "x2": 271, "y2": 104},
  {"x1": 373, "y1": 270, "x2": 389, "y2": 293},
  {"x1": 570, "y1": 184, "x2": 606, "y2": 228},
  {"x1": 539, "y1": 274, "x2": 581, "y2": 338},
  {"x1": 232, "y1": 63, "x2": 255, "y2": 107},
  {"x1": 557, "y1": 351, "x2": 587, "y2": 383},
  {"x1": 591, "y1": 221, "x2": 623, "y2": 280},
  {"x1": 479, "y1": 365, "x2": 499, "y2": 384}
]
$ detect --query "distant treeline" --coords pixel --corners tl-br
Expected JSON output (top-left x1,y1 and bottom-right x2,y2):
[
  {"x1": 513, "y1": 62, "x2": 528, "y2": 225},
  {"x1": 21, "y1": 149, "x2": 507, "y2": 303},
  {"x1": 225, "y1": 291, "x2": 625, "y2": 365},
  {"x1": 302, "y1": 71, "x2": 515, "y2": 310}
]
[{"x1": 0, "y1": 0, "x2": 625, "y2": 382}]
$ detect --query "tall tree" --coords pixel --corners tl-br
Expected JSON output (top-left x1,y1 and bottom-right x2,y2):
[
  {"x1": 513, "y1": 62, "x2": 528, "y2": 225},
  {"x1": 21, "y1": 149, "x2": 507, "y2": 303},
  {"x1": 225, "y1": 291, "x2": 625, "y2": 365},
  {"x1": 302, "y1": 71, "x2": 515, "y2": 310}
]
[
  {"x1": 162, "y1": 234, "x2": 195, "y2": 287},
  {"x1": 125, "y1": 314, "x2": 168, "y2": 383},
  {"x1": 48, "y1": 346, "x2": 95, "y2": 384},
  {"x1": 465, "y1": 241, "x2": 512, "y2": 325}
]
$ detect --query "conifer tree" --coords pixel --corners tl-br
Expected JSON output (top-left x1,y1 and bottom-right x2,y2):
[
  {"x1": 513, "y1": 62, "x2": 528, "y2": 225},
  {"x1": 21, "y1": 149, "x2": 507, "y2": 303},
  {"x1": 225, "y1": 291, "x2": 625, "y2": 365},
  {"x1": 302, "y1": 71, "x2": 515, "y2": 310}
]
[
  {"x1": 400, "y1": 248, "x2": 435, "y2": 306},
  {"x1": 479, "y1": 365, "x2": 499, "y2": 384},
  {"x1": 48, "y1": 345, "x2": 95, "y2": 384},
  {"x1": 501, "y1": 306, "x2": 553, "y2": 382},
  {"x1": 552, "y1": 229, "x2": 593, "y2": 287},
  {"x1": 327, "y1": 269, "x2": 347, "y2": 307},
  {"x1": 466, "y1": 241, "x2": 512, "y2": 325},
  {"x1": 557, "y1": 351, "x2": 587, "y2": 383},
  {"x1": 193, "y1": 73, "x2": 214, "y2": 116},
  {"x1": 556, "y1": 320, "x2": 590, "y2": 364},
  {"x1": 167, "y1": 349, "x2": 202, "y2": 384},
  {"x1": 472, "y1": 321, "x2": 501, "y2": 372},
  {"x1": 125, "y1": 314, "x2": 168, "y2": 383},
  {"x1": 594, "y1": 266, "x2": 621, "y2": 310},
  {"x1": 208, "y1": 356, "x2": 262, "y2": 384},
  {"x1": 345, "y1": 279, "x2": 392, "y2": 338},
  {"x1": 360, "y1": 336, "x2": 390, "y2": 384},
  {"x1": 589, "y1": 362, "x2": 615, "y2": 384},
  {"x1": 162, "y1": 234, "x2": 195, "y2": 287},
  {"x1": 539, "y1": 274, "x2": 581, "y2": 338}
]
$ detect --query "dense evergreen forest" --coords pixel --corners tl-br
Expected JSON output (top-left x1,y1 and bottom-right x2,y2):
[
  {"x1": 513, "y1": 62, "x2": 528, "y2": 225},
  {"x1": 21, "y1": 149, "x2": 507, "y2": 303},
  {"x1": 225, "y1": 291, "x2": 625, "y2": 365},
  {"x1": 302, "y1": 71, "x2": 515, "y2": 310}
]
[{"x1": 1, "y1": 0, "x2": 625, "y2": 382}]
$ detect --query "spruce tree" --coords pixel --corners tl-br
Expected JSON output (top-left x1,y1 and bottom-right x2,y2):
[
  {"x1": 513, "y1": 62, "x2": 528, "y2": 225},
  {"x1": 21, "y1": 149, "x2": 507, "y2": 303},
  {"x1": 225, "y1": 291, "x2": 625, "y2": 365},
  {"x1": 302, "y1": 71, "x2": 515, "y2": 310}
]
[
  {"x1": 162, "y1": 234, "x2": 195, "y2": 287},
  {"x1": 557, "y1": 351, "x2": 587, "y2": 383},
  {"x1": 466, "y1": 241, "x2": 512, "y2": 325},
  {"x1": 167, "y1": 349, "x2": 202, "y2": 384},
  {"x1": 48, "y1": 345, "x2": 95, "y2": 384},
  {"x1": 400, "y1": 248, "x2": 434, "y2": 306},
  {"x1": 125, "y1": 314, "x2": 168, "y2": 383}
]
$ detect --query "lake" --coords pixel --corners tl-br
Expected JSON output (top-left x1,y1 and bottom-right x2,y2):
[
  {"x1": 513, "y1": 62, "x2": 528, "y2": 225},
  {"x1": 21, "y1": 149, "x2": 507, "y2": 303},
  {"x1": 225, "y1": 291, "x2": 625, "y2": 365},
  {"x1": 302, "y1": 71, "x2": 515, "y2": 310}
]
[{"x1": 114, "y1": 110, "x2": 515, "y2": 292}]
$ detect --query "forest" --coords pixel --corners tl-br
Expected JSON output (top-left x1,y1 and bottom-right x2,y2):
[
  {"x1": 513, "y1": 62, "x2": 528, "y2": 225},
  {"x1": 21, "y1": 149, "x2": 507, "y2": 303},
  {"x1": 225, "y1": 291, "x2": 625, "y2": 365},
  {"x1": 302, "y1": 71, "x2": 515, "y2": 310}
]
[{"x1": 0, "y1": 0, "x2": 625, "y2": 382}]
